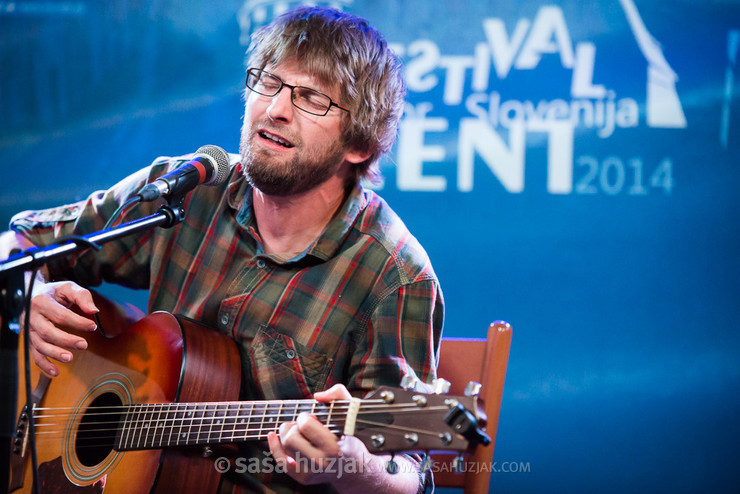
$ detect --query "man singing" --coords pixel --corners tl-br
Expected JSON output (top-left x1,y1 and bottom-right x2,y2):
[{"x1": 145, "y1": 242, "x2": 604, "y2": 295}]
[{"x1": 1, "y1": 6, "x2": 443, "y2": 493}]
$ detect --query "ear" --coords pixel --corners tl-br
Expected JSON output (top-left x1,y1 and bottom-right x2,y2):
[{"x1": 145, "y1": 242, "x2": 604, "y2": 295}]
[{"x1": 343, "y1": 146, "x2": 372, "y2": 165}]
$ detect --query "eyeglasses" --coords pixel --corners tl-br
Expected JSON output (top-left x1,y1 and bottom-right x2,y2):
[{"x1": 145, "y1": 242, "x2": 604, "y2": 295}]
[{"x1": 245, "y1": 68, "x2": 350, "y2": 117}]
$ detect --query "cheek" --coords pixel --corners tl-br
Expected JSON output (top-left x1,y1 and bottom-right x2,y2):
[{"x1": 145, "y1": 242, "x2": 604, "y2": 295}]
[
  {"x1": 244, "y1": 93, "x2": 266, "y2": 118},
  {"x1": 243, "y1": 101, "x2": 256, "y2": 122}
]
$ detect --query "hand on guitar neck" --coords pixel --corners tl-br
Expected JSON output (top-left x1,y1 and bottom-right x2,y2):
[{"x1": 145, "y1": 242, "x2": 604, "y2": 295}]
[{"x1": 268, "y1": 383, "x2": 422, "y2": 494}]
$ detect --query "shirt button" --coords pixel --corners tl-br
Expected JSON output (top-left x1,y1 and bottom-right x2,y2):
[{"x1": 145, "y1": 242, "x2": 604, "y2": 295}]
[
  {"x1": 285, "y1": 349, "x2": 296, "y2": 359},
  {"x1": 220, "y1": 313, "x2": 230, "y2": 326},
  {"x1": 256, "y1": 259, "x2": 266, "y2": 269}
]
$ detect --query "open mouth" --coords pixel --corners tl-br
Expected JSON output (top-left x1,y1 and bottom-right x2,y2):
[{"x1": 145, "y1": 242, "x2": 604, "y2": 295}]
[{"x1": 259, "y1": 130, "x2": 294, "y2": 148}]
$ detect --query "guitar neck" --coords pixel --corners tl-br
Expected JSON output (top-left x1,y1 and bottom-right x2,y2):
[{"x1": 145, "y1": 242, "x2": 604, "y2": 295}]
[
  {"x1": 115, "y1": 399, "x2": 340, "y2": 451},
  {"x1": 49, "y1": 386, "x2": 481, "y2": 456}
]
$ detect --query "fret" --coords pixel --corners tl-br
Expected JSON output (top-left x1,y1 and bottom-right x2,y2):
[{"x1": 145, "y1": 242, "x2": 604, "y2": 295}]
[
  {"x1": 209, "y1": 403, "x2": 219, "y2": 443},
  {"x1": 326, "y1": 400, "x2": 335, "y2": 433},
  {"x1": 184, "y1": 404, "x2": 194, "y2": 442},
  {"x1": 288, "y1": 400, "x2": 298, "y2": 423},
  {"x1": 253, "y1": 401, "x2": 266, "y2": 441},
  {"x1": 206, "y1": 403, "x2": 216, "y2": 443},
  {"x1": 159, "y1": 403, "x2": 167, "y2": 447},
  {"x1": 131, "y1": 404, "x2": 144, "y2": 450},
  {"x1": 182, "y1": 404, "x2": 195, "y2": 446},
  {"x1": 277, "y1": 401, "x2": 285, "y2": 435},
  {"x1": 175, "y1": 403, "x2": 189, "y2": 445},
  {"x1": 223, "y1": 403, "x2": 238, "y2": 442},
  {"x1": 214, "y1": 403, "x2": 226, "y2": 443},
  {"x1": 116, "y1": 405, "x2": 134, "y2": 450},
  {"x1": 234, "y1": 403, "x2": 245, "y2": 442},
  {"x1": 165, "y1": 403, "x2": 176, "y2": 447},
  {"x1": 174, "y1": 404, "x2": 184, "y2": 446},
  {"x1": 149, "y1": 403, "x2": 159, "y2": 448},
  {"x1": 303, "y1": 400, "x2": 317, "y2": 420},
  {"x1": 207, "y1": 403, "x2": 215, "y2": 443},
  {"x1": 145, "y1": 404, "x2": 159, "y2": 448},
  {"x1": 128, "y1": 404, "x2": 144, "y2": 450},
  {"x1": 266, "y1": 401, "x2": 281, "y2": 438},
  {"x1": 157, "y1": 403, "x2": 167, "y2": 448},
  {"x1": 194, "y1": 403, "x2": 207, "y2": 445},
  {"x1": 136, "y1": 404, "x2": 149, "y2": 449},
  {"x1": 310, "y1": 402, "x2": 334, "y2": 431},
  {"x1": 294, "y1": 400, "x2": 314, "y2": 423},
  {"x1": 154, "y1": 403, "x2": 166, "y2": 448},
  {"x1": 245, "y1": 401, "x2": 259, "y2": 441}
]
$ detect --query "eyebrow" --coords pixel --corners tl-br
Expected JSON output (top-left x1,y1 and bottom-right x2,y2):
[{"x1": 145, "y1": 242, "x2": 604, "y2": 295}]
[{"x1": 268, "y1": 67, "x2": 334, "y2": 94}]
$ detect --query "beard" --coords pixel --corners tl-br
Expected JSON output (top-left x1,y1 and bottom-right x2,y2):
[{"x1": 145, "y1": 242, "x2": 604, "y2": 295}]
[{"x1": 239, "y1": 120, "x2": 347, "y2": 197}]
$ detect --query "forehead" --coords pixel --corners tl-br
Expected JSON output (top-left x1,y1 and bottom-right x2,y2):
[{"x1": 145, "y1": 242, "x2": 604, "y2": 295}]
[{"x1": 264, "y1": 61, "x2": 338, "y2": 95}]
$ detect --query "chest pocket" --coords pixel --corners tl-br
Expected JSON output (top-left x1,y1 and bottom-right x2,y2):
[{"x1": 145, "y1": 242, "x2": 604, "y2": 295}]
[{"x1": 246, "y1": 326, "x2": 334, "y2": 400}]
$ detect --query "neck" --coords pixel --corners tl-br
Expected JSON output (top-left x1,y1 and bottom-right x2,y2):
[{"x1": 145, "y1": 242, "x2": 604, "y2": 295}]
[{"x1": 252, "y1": 174, "x2": 349, "y2": 256}]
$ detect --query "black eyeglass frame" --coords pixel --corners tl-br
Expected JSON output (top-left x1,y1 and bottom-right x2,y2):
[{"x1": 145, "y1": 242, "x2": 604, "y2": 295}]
[{"x1": 245, "y1": 68, "x2": 350, "y2": 117}]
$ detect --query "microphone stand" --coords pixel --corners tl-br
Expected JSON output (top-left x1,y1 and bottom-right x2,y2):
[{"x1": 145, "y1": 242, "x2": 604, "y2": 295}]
[{"x1": 0, "y1": 199, "x2": 186, "y2": 493}]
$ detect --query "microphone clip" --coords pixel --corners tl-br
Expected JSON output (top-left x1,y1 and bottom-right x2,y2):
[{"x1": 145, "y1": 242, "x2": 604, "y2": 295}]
[{"x1": 156, "y1": 202, "x2": 186, "y2": 229}]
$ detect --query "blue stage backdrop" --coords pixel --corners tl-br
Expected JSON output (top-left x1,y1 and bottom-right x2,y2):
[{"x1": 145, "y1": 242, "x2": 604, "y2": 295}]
[{"x1": 1, "y1": 1, "x2": 739, "y2": 492}]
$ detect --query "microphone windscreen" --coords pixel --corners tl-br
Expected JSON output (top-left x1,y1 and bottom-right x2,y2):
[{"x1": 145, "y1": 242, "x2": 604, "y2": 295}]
[{"x1": 195, "y1": 145, "x2": 231, "y2": 186}]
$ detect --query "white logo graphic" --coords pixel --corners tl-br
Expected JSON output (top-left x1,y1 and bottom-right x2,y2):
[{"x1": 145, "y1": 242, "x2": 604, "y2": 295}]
[
  {"x1": 619, "y1": 0, "x2": 686, "y2": 128},
  {"x1": 394, "y1": 1, "x2": 684, "y2": 194}
]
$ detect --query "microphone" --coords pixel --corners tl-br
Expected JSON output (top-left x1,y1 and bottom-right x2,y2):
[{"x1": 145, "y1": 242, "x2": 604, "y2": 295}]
[{"x1": 136, "y1": 145, "x2": 230, "y2": 201}]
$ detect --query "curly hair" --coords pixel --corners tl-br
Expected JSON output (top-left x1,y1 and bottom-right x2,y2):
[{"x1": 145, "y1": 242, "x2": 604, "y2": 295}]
[{"x1": 246, "y1": 6, "x2": 406, "y2": 185}]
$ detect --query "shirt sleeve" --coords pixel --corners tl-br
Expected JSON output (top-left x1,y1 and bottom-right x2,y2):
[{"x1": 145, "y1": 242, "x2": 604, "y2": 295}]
[
  {"x1": 348, "y1": 277, "x2": 444, "y2": 394},
  {"x1": 346, "y1": 277, "x2": 443, "y2": 493},
  {"x1": 9, "y1": 157, "x2": 174, "y2": 289}
]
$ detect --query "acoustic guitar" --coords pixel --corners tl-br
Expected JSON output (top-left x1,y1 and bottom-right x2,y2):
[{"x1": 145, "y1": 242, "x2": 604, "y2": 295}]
[{"x1": 8, "y1": 302, "x2": 489, "y2": 493}]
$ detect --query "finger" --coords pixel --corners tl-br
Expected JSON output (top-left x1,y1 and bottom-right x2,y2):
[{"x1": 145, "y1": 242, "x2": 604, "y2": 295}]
[
  {"x1": 28, "y1": 309, "x2": 90, "y2": 351},
  {"x1": 30, "y1": 345, "x2": 60, "y2": 377},
  {"x1": 31, "y1": 294, "x2": 97, "y2": 333},
  {"x1": 278, "y1": 421, "x2": 298, "y2": 436},
  {"x1": 338, "y1": 434, "x2": 371, "y2": 458},
  {"x1": 268, "y1": 431, "x2": 304, "y2": 481},
  {"x1": 280, "y1": 420, "x2": 325, "y2": 460},
  {"x1": 295, "y1": 412, "x2": 340, "y2": 455},
  {"x1": 314, "y1": 383, "x2": 351, "y2": 402},
  {"x1": 55, "y1": 283, "x2": 99, "y2": 315},
  {"x1": 268, "y1": 431, "x2": 292, "y2": 464},
  {"x1": 29, "y1": 328, "x2": 82, "y2": 365}
]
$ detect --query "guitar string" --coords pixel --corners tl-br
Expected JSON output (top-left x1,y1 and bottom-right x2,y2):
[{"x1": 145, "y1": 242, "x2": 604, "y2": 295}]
[
  {"x1": 30, "y1": 402, "x2": 448, "y2": 422},
  {"x1": 25, "y1": 405, "x2": 456, "y2": 449},
  {"x1": 30, "y1": 405, "x2": 451, "y2": 435},
  {"x1": 30, "y1": 401, "x2": 442, "y2": 421},
  {"x1": 31, "y1": 416, "x2": 449, "y2": 451},
  {"x1": 30, "y1": 399, "x2": 410, "y2": 413}
]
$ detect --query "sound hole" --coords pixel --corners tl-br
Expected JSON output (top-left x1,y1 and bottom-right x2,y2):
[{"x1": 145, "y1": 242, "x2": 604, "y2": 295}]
[{"x1": 76, "y1": 392, "x2": 123, "y2": 467}]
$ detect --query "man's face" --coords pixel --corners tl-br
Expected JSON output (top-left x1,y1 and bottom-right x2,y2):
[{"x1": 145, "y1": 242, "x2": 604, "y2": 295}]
[{"x1": 240, "y1": 60, "x2": 351, "y2": 196}]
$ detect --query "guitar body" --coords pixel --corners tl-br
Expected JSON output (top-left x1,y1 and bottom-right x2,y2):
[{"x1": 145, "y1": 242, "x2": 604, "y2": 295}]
[{"x1": 13, "y1": 309, "x2": 242, "y2": 494}]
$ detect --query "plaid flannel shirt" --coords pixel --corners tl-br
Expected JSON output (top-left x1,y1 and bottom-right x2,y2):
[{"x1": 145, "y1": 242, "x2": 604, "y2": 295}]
[{"x1": 11, "y1": 152, "x2": 444, "y2": 493}]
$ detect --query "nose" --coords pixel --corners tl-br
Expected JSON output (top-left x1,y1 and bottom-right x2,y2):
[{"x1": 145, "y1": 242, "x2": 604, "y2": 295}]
[{"x1": 266, "y1": 86, "x2": 294, "y2": 123}]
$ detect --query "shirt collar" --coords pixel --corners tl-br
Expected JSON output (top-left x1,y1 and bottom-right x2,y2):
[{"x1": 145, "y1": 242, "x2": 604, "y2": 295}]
[{"x1": 226, "y1": 163, "x2": 368, "y2": 264}]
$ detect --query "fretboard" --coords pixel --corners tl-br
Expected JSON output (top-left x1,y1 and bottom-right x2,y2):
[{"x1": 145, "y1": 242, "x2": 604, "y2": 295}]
[{"x1": 115, "y1": 400, "x2": 340, "y2": 451}]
